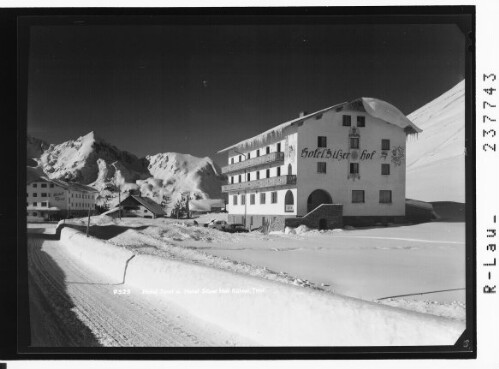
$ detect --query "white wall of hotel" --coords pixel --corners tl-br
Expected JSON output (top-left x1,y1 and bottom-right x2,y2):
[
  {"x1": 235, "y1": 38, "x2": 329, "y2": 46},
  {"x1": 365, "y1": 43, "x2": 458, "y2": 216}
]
[
  {"x1": 27, "y1": 181, "x2": 96, "y2": 222},
  {"x1": 222, "y1": 104, "x2": 409, "y2": 228}
]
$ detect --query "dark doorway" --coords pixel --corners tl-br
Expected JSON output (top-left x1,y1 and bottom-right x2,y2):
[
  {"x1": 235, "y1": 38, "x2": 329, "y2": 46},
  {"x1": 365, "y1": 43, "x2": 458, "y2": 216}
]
[
  {"x1": 319, "y1": 218, "x2": 328, "y2": 230},
  {"x1": 307, "y1": 189, "x2": 332, "y2": 213}
]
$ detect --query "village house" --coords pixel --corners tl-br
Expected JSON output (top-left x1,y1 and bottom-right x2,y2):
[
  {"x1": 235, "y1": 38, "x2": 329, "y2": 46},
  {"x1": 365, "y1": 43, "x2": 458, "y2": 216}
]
[
  {"x1": 26, "y1": 170, "x2": 98, "y2": 222},
  {"x1": 105, "y1": 195, "x2": 166, "y2": 219},
  {"x1": 218, "y1": 98, "x2": 422, "y2": 231}
]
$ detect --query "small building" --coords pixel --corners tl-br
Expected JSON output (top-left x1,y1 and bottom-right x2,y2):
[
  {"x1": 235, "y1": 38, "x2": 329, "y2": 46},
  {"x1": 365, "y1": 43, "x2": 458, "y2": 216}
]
[
  {"x1": 113, "y1": 195, "x2": 166, "y2": 219},
  {"x1": 218, "y1": 98, "x2": 422, "y2": 231},
  {"x1": 26, "y1": 168, "x2": 98, "y2": 222}
]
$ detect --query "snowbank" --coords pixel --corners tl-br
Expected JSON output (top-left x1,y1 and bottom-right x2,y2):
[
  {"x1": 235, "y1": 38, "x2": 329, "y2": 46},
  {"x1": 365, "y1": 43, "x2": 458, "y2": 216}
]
[
  {"x1": 60, "y1": 227, "x2": 134, "y2": 283},
  {"x1": 61, "y1": 227, "x2": 464, "y2": 346}
]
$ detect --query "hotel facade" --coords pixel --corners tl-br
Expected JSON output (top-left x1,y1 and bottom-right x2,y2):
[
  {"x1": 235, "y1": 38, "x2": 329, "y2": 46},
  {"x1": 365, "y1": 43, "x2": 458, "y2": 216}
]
[{"x1": 218, "y1": 98, "x2": 422, "y2": 231}]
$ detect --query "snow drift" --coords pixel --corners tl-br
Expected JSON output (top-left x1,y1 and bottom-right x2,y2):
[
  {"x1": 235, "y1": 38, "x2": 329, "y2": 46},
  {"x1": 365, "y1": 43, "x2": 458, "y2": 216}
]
[
  {"x1": 60, "y1": 227, "x2": 465, "y2": 346},
  {"x1": 406, "y1": 80, "x2": 465, "y2": 202}
]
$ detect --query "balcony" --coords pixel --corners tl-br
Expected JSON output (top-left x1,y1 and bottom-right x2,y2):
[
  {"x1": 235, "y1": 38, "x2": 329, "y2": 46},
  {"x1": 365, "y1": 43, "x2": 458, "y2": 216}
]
[
  {"x1": 222, "y1": 174, "x2": 297, "y2": 192},
  {"x1": 221, "y1": 152, "x2": 284, "y2": 175}
]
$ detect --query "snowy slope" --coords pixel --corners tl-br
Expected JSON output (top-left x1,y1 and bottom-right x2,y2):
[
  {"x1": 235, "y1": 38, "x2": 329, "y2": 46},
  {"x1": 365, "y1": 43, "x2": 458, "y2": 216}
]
[
  {"x1": 28, "y1": 132, "x2": 225, "y2": 210},
  {"x1": 406, "y1": 80, "x2": 465, "y2": 202}
]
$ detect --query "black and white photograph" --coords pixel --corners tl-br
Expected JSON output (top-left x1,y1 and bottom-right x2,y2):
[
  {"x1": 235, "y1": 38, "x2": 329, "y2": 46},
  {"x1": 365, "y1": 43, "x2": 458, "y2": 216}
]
[{"x1": 18, "y1": 8, "x2": 474, "y2": 354}]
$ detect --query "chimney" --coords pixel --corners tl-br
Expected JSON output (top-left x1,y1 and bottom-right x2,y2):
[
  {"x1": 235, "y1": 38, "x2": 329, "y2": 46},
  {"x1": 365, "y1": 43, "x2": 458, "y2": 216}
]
[{"x1": 299, "y1": 111, "x2": 308, "y2": 117}]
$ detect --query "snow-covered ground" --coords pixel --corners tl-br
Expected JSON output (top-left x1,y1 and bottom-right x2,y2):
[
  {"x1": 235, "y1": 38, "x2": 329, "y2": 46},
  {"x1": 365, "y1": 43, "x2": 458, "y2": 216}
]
[{"x1": 65, "y1": 214, "x2": 466, "y2": 322}]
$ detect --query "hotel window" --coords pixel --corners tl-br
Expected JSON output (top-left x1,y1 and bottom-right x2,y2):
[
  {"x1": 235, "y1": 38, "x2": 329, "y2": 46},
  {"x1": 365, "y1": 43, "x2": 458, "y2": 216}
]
[
  {"x1": 256, "y1": 171, "x2": 260, "y2": 180},
  {"x1": 277, "y1": 167, "x2": 281, "y2": 176},
  {"x1": 381, "y1": 139, "x2": 390, "y2": 151},
  {"x1": 33, "y1": 202, "x2": 37, "y2": 206},
  {"x1": 241, "y1": 194, "x2": 246, "y2": 205},
  {"x1": 266, "y1": 146, "x2": 270, "y2": 154},
  {"x1": 33, "y1": 193, "x2": 37, "y2": 197},
  {"x1": 277, "y1": 143, "x2": 281, "y2": 152},
  {"x1": 352, "y1": 190, "x2": 365, "y2": 203},
  {"x1": 231, "y1": 176, "x2": 234, "y2": 184},
  {"x1": 357, "y1": 116, "x2": 366, "y2": 127},
  {"x1": 41, "y1": 183, "x2": 47, "y2": 188},
  {"x1": 260, "y1": 192, "x2": 266, "y2": 204},
  {"x1": 231, "y1": 157, "x2": 234, "y2": 164},
  {"x1": 266, "y1": 169, "x2": 270, "y2": 178},
  {"x1": 238, "y1": 174, "x2": 242, "y2": 182},
  {"x1": 32, "y1": 212, "x2": 37, "y2": 216},
  {"x1": 381, "y1": 164, "x2": 390, "y2": 175},
  {"x1": 379, "y1": 190, "x2": 392, "y2": 203},
  {"x1": 247, "y1": 173, "x2": 251, "y2": 181},
  {"x1": 257, "y1": 149, "x2": 260, "y2": 157},
  {"x1": 41, "y1": 193, "x2": 47, "y2": 197},
  {"x1": 239, "y1": 155, "x2": 242, "y2": 162},
  {"x1": 41, "y1": 202, "x2": 47, "y2": 207},
  {"x1": 342, "y1": 115, "x2": 352, "y2": 126},
  {"x1": 350, "y1": 137, "x2": 360, "y2": 149},
  {"x1": 317, "y1": 162, "x2": 327, "y2": 173},
  {"x1": 350, "y1": 163, "x2": 359, "y2": 174},
  {"x1": 271, "y1": 191, "x2": 278, "y2": 204},
  {"x1": 318, "y1": 136, "x2": 327, "y2": 148},
  {"x1": 33, "y1": 183, "x2": 37, "y2": 188},
  {"x1": 233, "y1": 195, "x2": 237, "y2": 205},
  {"x1": 250, "y1": 194, "x2": 255, "y2": 205}
]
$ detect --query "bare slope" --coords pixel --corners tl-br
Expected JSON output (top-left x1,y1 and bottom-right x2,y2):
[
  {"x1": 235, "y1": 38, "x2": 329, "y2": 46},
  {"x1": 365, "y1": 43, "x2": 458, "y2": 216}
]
[{"x1": 406, "y1": 80, "x2": 465, "y2": 202}]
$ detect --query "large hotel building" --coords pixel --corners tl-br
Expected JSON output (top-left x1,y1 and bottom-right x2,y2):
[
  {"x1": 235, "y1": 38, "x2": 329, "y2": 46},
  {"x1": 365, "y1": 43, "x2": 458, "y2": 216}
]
[{"x1": 218, "y1": 98, "x2": 422, "y2": 231}]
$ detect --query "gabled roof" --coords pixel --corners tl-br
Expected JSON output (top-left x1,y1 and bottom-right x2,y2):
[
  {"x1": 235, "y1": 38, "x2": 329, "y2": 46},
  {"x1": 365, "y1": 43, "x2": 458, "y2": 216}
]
[
  {"x1": 26, "y1": 167, "x2": 99, "y2": 193},
  {"x1": 123, "y1": 195, "x2": 166, "y2": 216},
  {"x1": 218, "y1": 98, "x2": 422, "y2": 153}
]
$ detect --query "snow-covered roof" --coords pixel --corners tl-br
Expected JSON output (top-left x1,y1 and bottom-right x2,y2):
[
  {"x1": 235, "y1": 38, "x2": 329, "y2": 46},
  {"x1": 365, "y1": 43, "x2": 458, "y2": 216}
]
[
  {"x1": 121, "y1": 195, "x2": 166, "y2": 216},
  {"x1": 218, "y1": 98, "x2": 422, "y2": 153},
  {"x1": 26, "y1": 167, "x2": 99, "y2": 193}
]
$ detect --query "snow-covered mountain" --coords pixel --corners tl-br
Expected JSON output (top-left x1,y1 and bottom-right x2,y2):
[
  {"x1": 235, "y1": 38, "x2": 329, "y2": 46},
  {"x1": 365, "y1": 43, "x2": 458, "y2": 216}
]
[
  {"x1": 27, "y1": 135, "x2": 50, "y2": 166},
  {"x1": 406, "y1": 80, "x2": 465, "y2": 203},
  {"x1": 28, "y1": 131, "x2": 225, "y2": 210}
]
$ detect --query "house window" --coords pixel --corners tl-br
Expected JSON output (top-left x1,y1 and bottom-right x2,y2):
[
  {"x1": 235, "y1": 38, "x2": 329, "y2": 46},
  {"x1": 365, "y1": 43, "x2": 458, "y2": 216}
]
[
  {"x1": 382, "y1": 139, "x2": 390, "y2": 151},
  {"x1": 342, "y1": 115, "x2": 352, "y2": 126},
  {"x1": 41, "y1": 183, "x2": 47, "y2": 188},
  {"x1": 256, "y1": 171, "x2": 260, "y2": 180},
  {"x1": 233, "y1": 195, "x2": 238, "y2": 205},
  {"x1": 239, "y1": 155, "x2": 242, "y2": 162},
  {"x1": 357, "y1": 116, "x2": 366, "y2": 127},
  {"x1": 33, "y1": 183, "x2": 37, "y2": 188},
  {"x1": 238, "y1": 174, "x2": 242, "y2": 182},
  {"x1": 32, "y1": 212, "x2": 37, "y2": 216},
  {"x1": 231, "y1": 176, "x2": 234, "y2": 184},
  {"x1": 277, "y1": 167, "x2": 281, "y2": 176},
  {"x1": 352, "y1": 190, "x2": 365, "y2": 203},
  {"x1": 350, "y1": 137, "x2": 360, "y2": 149},
  {"x1": 247, "y1": 152, "x2": 251, "y2": 159},
  {"x1": 50, "y1": 184, "x2": 54, "y2": 188},
  {"x1": 241, "y1": 194, "x2": 246, "y2": 205},
  {"x1": 266, "y1": 169, "x2": 270, "y2": 178},
  {"x1": 318, "y1": 136, "x2": 327, "y2": 148},
  {"x1": 288, "y1": 164, "x2": 292, "y2": 175},
  {"x1": 32, "y1": 202, "x2": 37, "y2": 206},
  {"x1": 250, "y1": 194, "x2": 255, "y2": 205},
  {"x1": 266, "y1": 146, "x2": 270, "y2": 154},
  {"x1": 284, "y1": 190, "x2": 294, "y2": 212},
  {"x1": 277, "y1": 143, "x2": 281, "y2": 152},
  {"x1": 247, "y1": 173, "x2": 251, "y2": 181},
  {"x1": 256, "y1": 149, "x2": 260, "y2": 157},
  {"x1": 33, "y1": 193, "x2": 37, "y2": 197},
  {"x1": 41, "y1": 193, "x2": 47, "y2": 197},
  {"x1": 144, "y1": 209, "x2": 148, "y2": 213},
  {"x1": 381, "y1": 164, "x2": 390, "y2": 175},
  {"x1": 379, "y1": 190, "x2": 392, "y2": 203},
  {"x1": 231, "y1": 157, "x2": 234, "y2": 164},
  {"x1": 317, "y1": 162, "x2": 327, "y2": 173},
  {"x1": 350, "y1": 163, "x2": 359, "y2": 174},
  {"x1": 260, "y1": 192, "x2": 266, "y2": 204},
  {"x1": 41, "y1": 202, "x2": 47, "y2": 207},
  {"x1": 271, "y1": 191, "x2": 278, "y2": 204}
]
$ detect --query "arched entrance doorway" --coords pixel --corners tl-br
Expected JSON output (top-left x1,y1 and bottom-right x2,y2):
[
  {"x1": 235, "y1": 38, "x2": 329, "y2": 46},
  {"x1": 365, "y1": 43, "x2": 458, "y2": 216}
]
[{"x1": 307, "y1": 189, "x2": 332, "y2": 213}]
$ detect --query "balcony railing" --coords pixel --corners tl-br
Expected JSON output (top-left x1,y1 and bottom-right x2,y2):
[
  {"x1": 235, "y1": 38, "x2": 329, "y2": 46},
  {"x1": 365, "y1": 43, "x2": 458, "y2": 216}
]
[
  {"x1": 221, "y1": 151, "x2": 284, "y2": 174},
  {"x1": 222, "y1": 174, "x2": 297, "y2": 192}
]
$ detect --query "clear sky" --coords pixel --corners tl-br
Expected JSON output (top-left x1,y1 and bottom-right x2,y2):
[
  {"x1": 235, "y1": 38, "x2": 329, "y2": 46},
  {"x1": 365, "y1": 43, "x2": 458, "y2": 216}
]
[{"x1": 27, "y1": 22, "x2": 465, "y2": 167}]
